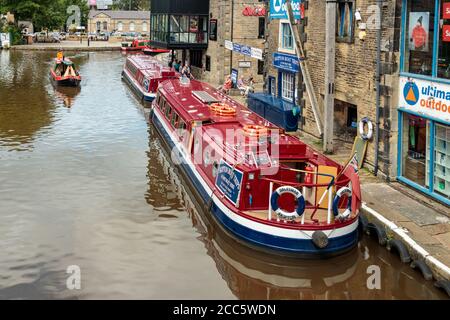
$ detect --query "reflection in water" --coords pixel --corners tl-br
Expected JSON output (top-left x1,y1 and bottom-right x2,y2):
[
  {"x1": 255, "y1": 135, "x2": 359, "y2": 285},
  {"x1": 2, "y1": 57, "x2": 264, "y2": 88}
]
[
  {"x1": 150, "y1": 127, "x2": 448, "y2": 300},
  {"x1": 0, "y1": 50, "x2": 447, "y2": 300}
]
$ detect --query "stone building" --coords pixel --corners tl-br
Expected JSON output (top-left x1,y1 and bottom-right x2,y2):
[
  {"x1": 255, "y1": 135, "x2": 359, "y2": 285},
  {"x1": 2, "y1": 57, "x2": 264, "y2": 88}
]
[
  {"x1": 88, "y1": 10, "x2": 150, "y2": 34},
  {"x1": 258, "y1": 0, "x2": 402, "y2": 178},
  {"x1": 149, "y1": 0, "x2": 266, "y2": 89}
]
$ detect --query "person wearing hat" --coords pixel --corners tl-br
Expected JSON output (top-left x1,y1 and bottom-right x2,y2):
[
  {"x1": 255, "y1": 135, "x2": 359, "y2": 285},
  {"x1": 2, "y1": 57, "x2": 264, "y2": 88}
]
[{"x1": 411, "y1": 16, "x2": 427, "y2": 51}]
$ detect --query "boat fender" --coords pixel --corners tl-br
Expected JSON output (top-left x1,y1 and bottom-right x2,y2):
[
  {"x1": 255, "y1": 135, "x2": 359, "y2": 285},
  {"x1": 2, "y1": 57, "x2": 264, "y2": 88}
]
[
  {"x1": 270, "y1": 186, "x2": 305, "y2": 221},
  {"x1": 332, "y1": 187, "x2": 352, "y2": 219},
  {"x1": 410, "y1": 260, "x2": 434, "y2": 281},
  {"x1": 434, "y1": 280, "x2": 450, "y2": 298},
  {"x1": 367, "y1": 222, "x2": 388, "y2": 246},
  {"x1": 312, "y1": 231, "x2": 329, "y2": 249},
  {"x1": 387, "y1": 239, "x2": 412, "y2": 264},
  {"x1": 359, "y1": 117, "x2": 374, "y2": 141}
]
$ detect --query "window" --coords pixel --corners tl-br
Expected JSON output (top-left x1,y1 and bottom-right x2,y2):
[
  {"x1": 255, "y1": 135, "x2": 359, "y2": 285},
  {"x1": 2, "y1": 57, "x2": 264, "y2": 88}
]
[
  {"x1": 165, "y1": 105, "x2": 172, "y2": 119},
  {"x1": 142, "y1": 22, "x2": 148, "y2": 32},
  {"x1": 130, "y1": 22, "x2": 135, "y2": 32},
  {"x1": 205, "y1": 55, "x2": 211, "y2": 71},
  {"x1": 280, "y1": 22, "x2": 294, "y2": 51},
  {"x1": 281, "y1": 72, "x2": 295, "y2": 101},
  {"x1": 336, "y1": 0, "x2": 354, "y2": 42},
  {"x1": 401, "y1": 114, "x2": 429, "y2": 187},
  {"x1": 258, "y1": 60, "x2": 264, "y2": 75},
  {"x1": 190, "y1": 50, "x2": 203, "y2": 68},
  {"x1": 117, "y1": 21, "x2": 123, "y2": 31},
  {"x1": 438, "y1": 1, "x2": 450, "y2": 79},
  {"x1": 103, "y1": 21, "x2": 108, "y2": 31},
  {"x1": 434, "y1": 123, "x2": 450, "y2": 198},
  {"x1": 209, "y1": 19, "x2": 217, "y2": 41},
  {"x1": 96, "y1": 21, "x2": 101, "y2": 32},
  {"x1": 403, "y1": 1, "x2": 435, "y2": 76},
  {"x1": 258, "y1": 17, "x2": 265, "y2": 39}
]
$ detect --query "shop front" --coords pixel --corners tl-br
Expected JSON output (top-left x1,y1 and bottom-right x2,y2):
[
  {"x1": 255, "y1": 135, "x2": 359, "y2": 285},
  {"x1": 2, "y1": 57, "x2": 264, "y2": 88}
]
[
  {"x1": 398, "y1": 0, "x2": 450, "y2": 205},
  {"x1": 247, "y1": 52, "x2": 301, "y2": 132}
]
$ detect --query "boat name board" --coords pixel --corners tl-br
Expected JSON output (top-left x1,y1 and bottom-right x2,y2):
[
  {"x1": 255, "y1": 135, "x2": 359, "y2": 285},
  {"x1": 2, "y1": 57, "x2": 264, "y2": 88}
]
[{"x1": 215, "y1": 160, "x2": 244, "y2": 207}]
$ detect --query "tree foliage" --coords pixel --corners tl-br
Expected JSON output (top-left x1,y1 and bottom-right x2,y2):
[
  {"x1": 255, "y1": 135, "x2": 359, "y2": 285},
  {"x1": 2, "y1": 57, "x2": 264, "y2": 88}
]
[
  {"x1": 0, "y1": 0, "x2": 89, "y2": 31},
  {"x1": 112, "y1": 0, "x2": 150, "y2": 11}
]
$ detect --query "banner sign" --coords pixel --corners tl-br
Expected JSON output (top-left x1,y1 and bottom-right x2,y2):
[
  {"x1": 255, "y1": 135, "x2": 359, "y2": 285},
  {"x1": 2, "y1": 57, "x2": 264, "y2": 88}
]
[
  {"x1": 273, "y1": 52, "x2": 300, "y2": 73},
  {"x1": 444, "y1": 2, "x2": 450, "y2": 19},
  {"x1": 270, "y1": 0, "x2": 302, "y2": 20},
  {"x1": 399, "y1": 76, "x2": 450, "y2": 123},
  {"x1": 215, "y1": 160, "x2": 244, "y2": 206},
  {"x1": 224, "y1": 40, "x2": 264, "y2": 60}
]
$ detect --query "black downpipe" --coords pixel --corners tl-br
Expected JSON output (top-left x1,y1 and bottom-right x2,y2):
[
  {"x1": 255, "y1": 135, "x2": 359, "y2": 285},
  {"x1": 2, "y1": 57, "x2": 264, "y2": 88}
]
[
  {"x1": 230, "y1": 0, "x2": 235, "y2": 75},
  {"x1": 374, "y1": 0, "x2": 382, "y2": 176}
]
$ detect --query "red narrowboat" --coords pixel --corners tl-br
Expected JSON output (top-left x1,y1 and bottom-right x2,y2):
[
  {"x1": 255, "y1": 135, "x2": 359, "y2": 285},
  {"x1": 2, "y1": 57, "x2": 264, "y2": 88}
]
[
  {"x1": 150, "y1": 77, "x2": 362, "y2": 257},
  {"x1": 49, "y1": 57, "x2": 81, "y2": 87},
  {"x1": 122, "y1": 55, "x2": 178, "y2": 103},
  {"x1": 143, "y1": 47, "x2": 171, "y2": 56},
  {"x1": 121, "y1": 39, "x2": 150, "y2": 52}
]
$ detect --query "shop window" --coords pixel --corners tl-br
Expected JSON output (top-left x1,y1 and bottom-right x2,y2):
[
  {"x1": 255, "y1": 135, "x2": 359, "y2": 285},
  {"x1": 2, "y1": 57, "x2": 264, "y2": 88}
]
[
  {"x1": 281, "y1": 72, "x2": 295, "y2": 101},
  {"x1": 258, "y1": 17, "x2": 265, "y2": 39},
  {"x1": 434, "y1": 123, "x2": 450, "y2": 198},
  {"x1": 403, "y1": 1, "x2": 435, "y2": 76},
  {"x1": 205, "y1": 55, "x2": 211, "y2": 71},
  {"x1": 401, "y1": 114, "x2": 429, "y2": 186},
  {"x1": 336, "y1": 0, "x2": 354, "y2": 42},
  {"x1": 438, "y1": 1, "x2": 450, "y2": 79},
  {"x1": 280, "y1": 21, "x2": 294, "y2": 52}
]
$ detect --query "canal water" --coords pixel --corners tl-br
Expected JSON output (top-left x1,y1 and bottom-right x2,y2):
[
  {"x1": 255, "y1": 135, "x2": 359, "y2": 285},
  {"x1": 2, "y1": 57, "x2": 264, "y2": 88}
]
[{"x1": 0, "y1": 50, "x2": 447, "y2": 300}]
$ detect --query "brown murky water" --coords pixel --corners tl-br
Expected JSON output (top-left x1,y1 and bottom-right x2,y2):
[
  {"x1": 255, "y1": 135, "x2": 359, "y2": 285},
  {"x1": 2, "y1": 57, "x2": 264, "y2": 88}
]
[{"x1": 0, "y1": 50, "x2": 447, "y2": 300}]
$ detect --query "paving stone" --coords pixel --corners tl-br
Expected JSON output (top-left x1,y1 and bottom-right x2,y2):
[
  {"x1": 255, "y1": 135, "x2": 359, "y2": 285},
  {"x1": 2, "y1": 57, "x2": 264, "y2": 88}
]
[
  {"x1": 397, "y1": 221, "x2": 441, "y2": 245},
  {"x1": 434, "y1": 232, "x2": 450, "y2": 248},
  {"x1": 422, "y1": 224, "x2": 450, "y2": 236}
]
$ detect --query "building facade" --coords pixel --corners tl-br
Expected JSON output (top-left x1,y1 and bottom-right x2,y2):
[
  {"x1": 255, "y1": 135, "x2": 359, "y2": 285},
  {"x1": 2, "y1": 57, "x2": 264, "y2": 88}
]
[
  {"x1": 88, "y1": 10, "x2": 150, "y2": 34},
  {"x1": 149, "y1": 0, "x2": 266, "y2": 88},
  {"x1": 259, "y1": 0, "x2": 402, "y2": 177},
  {"x1": 397, "y1": 0, "x2": 450, "y2": 205}
]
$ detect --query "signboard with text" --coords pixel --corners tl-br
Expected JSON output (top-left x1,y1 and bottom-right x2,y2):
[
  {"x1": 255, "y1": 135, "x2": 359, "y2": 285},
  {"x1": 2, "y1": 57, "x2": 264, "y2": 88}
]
[
  {"x1": 270, "y1": 0, "x2": 302, "y2": 20},
  {"x1": 444, "y1": 2, "x2": 450, "y2": 19},
  {"x1": 399, "y1": 76, "x2": 450, "y2": 123},
  {"x1": 224, "y1": 40, "x2": 264, "y2": 60},
  {"x1": 215, "y1": 160, "x2": 244, "y2": 206},
  {"x1": 443, "y1": 25, "x2": 450, "y2": 42},
  {"x1": 273, "y1": 52, "x2": 300, "y2": 73}
]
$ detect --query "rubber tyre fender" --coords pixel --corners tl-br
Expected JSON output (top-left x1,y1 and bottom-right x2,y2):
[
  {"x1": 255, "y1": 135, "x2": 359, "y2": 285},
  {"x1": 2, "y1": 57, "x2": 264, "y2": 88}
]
[
  {"x1": 366, "y1": 222, "x2": 388, "y2": 246},
  {"x1": 410, "y1": 260, "x2": 434, "y2": 281},
  {"x1": 434, "y1": 280, "x2": 450, "y2": 298},
  {"x1": 387, "y1": 239, "x2": 412, "y2": 264}
]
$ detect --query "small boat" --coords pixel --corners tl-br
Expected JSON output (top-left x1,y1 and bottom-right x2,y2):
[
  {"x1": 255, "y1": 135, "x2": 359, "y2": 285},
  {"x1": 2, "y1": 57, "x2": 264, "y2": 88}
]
[
  {"x1": 143, "y1": 46, "x2": 171, "y2": 56},
  {"x1": 121, "y1": 39, "x2": 150, "y2": 53},
  {"x1": 150, "y1": 77, "x2": 362, "y2": 257},
  {"x1": 122, "y1": 54, "x2": 178, "y2": 103},
  {"x1": 50, "y1": 56, "x2": 81, "y2": 87}
]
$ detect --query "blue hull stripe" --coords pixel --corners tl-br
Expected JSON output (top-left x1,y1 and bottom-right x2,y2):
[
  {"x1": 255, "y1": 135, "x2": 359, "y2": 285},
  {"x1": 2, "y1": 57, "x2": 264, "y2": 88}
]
[{"x1": 152, "y1": 112, "x2": 358, "y2": 256}]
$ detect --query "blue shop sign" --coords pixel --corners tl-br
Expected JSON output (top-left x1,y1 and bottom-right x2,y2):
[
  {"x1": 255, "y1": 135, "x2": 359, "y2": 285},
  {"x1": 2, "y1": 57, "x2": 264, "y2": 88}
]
[
  {"x1": 270, "y1": 0, "x2": 302, "y2": 20},
  {"x1": 273, "y1": 52, "x2": 300, "y2": 73},
  {"x1": 241, "y1": 45, "x2": 252, "y2": 57},
  {"x1": 215, "y1": 160, "x2": 244, "y2": 206},
  {"x1": 233, "y1": 43, "x2": 241, "y2": 53}
]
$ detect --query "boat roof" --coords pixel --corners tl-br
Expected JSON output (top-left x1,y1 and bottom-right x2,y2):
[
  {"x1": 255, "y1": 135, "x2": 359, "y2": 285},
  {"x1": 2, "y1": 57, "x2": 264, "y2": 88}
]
[{"x1": 127, "y1": 54, "x2": 176, "y2": 78}]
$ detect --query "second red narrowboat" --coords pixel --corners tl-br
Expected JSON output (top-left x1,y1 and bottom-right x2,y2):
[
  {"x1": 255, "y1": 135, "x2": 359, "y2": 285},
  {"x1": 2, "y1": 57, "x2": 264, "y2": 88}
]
[
  {"x1": 143, "y1": 47, "x2": 171, "y2": 56},
  {"x1": 150, "y1": 77, "x2": 363, "y2": 258},
  {"x1": 121, "y1": 39, "x2": 150, "y2": 52},
  {"x1": 122, "y1": 54, "x2": 178, "y2": 103}
]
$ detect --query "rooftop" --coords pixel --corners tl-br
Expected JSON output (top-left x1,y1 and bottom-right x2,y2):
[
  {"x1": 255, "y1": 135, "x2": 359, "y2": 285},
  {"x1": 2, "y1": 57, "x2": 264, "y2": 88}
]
[{"x1": 88, "y1": 10, "x2": 150, "y2": 20}]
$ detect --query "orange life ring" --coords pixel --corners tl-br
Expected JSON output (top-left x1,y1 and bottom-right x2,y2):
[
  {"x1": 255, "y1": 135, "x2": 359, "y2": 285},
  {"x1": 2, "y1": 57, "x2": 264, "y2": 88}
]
[
  {"x1": 243, "y1": 125, "x2": 268, "y2": 138},
  {"x1": 209, "y1": 103, "x2": 236, "y2": 116}
]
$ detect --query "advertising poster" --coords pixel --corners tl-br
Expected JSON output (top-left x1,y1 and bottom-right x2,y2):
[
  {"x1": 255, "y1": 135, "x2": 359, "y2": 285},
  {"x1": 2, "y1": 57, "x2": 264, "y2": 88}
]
[{"x1": 409, "y1": 12, "x2": 430, "y2": 52}]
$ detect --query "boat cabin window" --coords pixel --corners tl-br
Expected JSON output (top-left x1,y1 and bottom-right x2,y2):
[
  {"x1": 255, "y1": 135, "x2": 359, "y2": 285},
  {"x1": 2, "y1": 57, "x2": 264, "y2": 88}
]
[
  {"x1": 171, "y1": 112, "x2": 179, "y2": 128},
  {"x1": 165, "y1": 105, "x2": 173, "y2": 120}
]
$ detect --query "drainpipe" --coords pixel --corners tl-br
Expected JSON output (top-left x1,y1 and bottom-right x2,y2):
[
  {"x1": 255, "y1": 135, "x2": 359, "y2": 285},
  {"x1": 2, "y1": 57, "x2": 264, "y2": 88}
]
[
  {"x1": 230, "y1": 0, "x2": 235, "y2": 75},
  {"x1": 374, "y1": 0, "x2": 382, "y2": 176}
]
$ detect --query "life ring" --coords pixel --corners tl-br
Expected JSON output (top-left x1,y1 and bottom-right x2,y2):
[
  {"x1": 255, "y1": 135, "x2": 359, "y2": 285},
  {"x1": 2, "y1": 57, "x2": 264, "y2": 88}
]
[
  {"x1": 210, "y1": 103, "x2": 236, "y2": 116},
  {"x1": 332, "y1": 187, "x2": 352, "y2": 219},
  {"x1": 270, "y1": 186, "x2": 306, "y2": 221},
  {"x1": 359, "y1": 118, "x2": 374, "y2": 140},
  {"x1": 243, "y1": 125, "x2": 268, "y2": 138}
]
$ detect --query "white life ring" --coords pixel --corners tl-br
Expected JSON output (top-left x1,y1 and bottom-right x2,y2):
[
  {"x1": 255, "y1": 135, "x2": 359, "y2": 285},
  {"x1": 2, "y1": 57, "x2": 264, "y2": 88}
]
[
  {"x1": 270, "y1": 186, "x2": 306, "y2": 221},
  {"x1": 359, "y1": 118, "x2": 374, "y2": 141},
  {"x1": 333, "y1": 187, "x2": 352, "y2": 220}
]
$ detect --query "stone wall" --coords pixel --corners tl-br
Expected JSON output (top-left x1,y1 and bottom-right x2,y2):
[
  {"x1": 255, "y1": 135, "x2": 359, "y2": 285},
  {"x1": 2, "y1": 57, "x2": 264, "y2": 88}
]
[{"x1": 88, "y1": 16, "x2": 150, "y2": 34}]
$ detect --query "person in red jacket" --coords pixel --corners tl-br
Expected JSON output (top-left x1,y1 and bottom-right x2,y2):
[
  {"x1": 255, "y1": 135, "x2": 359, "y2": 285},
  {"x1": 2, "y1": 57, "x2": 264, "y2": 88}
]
[{"x1": 410, "y1": 16, "x2": 428, "y2": 51}]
